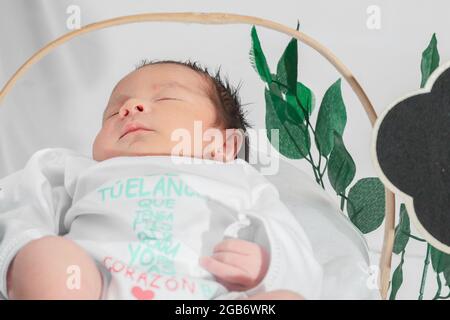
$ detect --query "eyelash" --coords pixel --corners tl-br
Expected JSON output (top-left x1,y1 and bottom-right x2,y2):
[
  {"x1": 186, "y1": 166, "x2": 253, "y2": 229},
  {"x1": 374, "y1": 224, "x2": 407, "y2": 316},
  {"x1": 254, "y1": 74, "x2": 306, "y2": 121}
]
[{"x1": 156, "y1": 97, "x2": 177, "y2": 102}]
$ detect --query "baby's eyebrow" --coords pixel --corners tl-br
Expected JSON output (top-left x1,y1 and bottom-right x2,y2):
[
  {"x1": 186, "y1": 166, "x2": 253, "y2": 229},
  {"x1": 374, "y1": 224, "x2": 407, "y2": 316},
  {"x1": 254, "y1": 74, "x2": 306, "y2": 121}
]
[
  {"x1": 161, "y1": 80, "x2": 212, "y2": 98},
  {"x1": 158, "y1": 81, "x2": 196, "y2": 94}
]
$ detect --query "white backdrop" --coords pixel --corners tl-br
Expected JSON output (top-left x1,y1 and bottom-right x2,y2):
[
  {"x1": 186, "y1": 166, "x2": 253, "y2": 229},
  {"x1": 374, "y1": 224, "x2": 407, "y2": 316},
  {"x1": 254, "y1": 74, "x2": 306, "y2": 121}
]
[{"x1": 1, "y1": 0, "x2": 449, "y2": 299}]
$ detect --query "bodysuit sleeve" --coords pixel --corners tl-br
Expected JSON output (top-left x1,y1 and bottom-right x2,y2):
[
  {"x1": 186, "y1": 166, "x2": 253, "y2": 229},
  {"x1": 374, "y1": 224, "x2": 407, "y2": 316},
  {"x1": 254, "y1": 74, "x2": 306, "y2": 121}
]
[
  {"x1": 0, "y1": 148, "x2": 76, "y2": 299},
  {"x1": 242, "y1": 173, "x2": 324, "y2": 300}
]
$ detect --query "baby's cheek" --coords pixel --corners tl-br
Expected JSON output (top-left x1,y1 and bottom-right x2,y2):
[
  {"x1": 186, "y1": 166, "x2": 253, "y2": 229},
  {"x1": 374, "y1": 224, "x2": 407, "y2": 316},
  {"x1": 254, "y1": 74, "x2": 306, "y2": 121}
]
[{"x1": 93, "y1": 129, "x2": 115, "y2": 160}]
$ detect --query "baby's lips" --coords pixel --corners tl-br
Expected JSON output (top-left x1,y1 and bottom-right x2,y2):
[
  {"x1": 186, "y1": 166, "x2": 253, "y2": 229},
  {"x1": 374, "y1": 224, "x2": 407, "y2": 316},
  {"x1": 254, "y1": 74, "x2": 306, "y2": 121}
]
[{"x1": 120, "y1": 121, "x2": 153, "y2": 139}]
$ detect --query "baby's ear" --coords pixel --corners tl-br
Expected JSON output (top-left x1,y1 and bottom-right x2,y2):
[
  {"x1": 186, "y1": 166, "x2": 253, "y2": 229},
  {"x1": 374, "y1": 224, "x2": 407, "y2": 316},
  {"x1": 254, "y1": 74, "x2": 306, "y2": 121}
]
[{"x1": 220, "y1": 128, "x2": 244, "y2": 162}]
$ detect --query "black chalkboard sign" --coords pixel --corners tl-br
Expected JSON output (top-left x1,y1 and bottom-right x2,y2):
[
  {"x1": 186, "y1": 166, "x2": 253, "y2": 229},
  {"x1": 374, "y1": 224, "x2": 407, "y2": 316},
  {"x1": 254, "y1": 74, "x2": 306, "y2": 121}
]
[{"x1": 373, "y1": 62, "x2": 450, "y2": 254}]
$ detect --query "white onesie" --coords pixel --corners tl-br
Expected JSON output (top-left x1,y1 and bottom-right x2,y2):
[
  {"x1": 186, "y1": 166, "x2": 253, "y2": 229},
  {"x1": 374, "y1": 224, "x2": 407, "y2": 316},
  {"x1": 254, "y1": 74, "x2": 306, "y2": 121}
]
[{"x1": 0, "y1": 148, "x2": 323, "y2": 300}]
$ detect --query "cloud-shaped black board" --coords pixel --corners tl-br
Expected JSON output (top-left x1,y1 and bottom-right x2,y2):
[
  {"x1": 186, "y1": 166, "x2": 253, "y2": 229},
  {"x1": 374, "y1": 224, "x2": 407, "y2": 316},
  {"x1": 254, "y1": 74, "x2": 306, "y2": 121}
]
[{"x1": 372, "y1": 62, "x2": 450, "y2": 254}]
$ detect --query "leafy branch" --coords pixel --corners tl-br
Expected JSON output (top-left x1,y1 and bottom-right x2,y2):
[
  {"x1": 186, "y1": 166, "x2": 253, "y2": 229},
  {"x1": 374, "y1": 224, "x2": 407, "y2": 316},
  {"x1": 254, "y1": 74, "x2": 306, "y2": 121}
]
[{"x1": 249, "y1": 26, "x2": 450, "y2": 300}]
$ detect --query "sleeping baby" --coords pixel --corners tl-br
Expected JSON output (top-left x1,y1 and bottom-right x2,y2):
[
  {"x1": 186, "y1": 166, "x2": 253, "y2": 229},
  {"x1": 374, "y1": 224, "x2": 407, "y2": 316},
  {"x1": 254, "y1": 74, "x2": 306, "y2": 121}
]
[{"x1": 0, "y1": 60, "x2": 322, "y2": 300}]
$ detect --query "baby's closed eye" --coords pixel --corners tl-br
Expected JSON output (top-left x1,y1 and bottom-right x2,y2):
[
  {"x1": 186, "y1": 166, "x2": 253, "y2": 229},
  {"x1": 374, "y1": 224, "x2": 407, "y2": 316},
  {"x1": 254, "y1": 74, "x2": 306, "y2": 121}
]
[
  {"x1": 105, "y1": 97, "x2": 182, "y2": 119},
  {"x1": 155, "y1": 97, "x2": 182, "y2": 102},
  {"x1": 108, "y1": 112, "x2": 119, "y2": 119}
]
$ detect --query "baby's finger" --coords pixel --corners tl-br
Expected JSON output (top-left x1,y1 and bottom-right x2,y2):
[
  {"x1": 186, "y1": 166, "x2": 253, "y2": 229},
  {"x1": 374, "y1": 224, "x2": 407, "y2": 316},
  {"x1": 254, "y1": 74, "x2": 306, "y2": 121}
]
[
  {"x1": 211, "y1": 252, "x2": 249, "y2": 273},
  {"x1": 199, "y1": 256, "x2": 253, "y2": 287},
  {"x1": 213, "y1": 238, "x2": 259, "y2": 255}
]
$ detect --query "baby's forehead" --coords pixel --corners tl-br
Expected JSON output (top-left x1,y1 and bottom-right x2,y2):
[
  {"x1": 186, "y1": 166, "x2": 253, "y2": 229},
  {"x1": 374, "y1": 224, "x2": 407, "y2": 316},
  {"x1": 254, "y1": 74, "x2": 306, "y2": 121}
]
[{"x1": 114, "y1": 63, "x2": 212, "y2": 95}]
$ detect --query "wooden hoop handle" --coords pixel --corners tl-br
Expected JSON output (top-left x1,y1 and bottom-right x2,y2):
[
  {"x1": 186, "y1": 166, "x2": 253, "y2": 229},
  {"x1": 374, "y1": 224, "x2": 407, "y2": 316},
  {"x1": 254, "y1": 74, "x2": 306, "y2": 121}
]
[{"x1": 0, "y1": 12, "x2": 395, "y2": 299}]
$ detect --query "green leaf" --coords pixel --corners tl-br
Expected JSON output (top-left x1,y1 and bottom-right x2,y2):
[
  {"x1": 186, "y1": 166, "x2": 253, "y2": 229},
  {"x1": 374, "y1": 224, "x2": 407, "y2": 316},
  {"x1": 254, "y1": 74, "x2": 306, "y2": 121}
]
[
  {"x1": 327, "y1": 132, "x2": 355, "y2": 195},
  {"x1": 249, "y1": 26, "x2": 272, "y2": 83},
  {"x1": 420, "y1": 33, "x2": 440, "y2": 88},
  {"x1": 444, "y1": 267, "x2": 450, "y2": 287},
  {"x1": 276, "y1": 38, "x2": 298, "y2": 94},
  {"x1": 265, "y1": 87, "x2": 310, "y2": 159},
  {"x1": 315, "y1": 79, "x2": 347, "y2": 156},
  {"x1": 286, "y1": 82, "x2": 314, "y2": 123},
  {"x1": 285, "y1": 97, "x2": 304, "y2": 124},
  {"x1": 393, "y1": 204, "x2": 411, "y2": 254},
  {"x1": 389, "y1": 253, "x2": 405, "y2": 300},
  {"x1": 430, "y1": 246, "x2": 450, "y2": 275},
  {"x1": 430, "y1": 246, "x2": 450, "y2": 291},
  {"x1": 267, "y1": 84, "x2": 287, "y2": 123},
  {"x1": 297, "y1": 82, "x2": 315, "y2": 115},
  {"x1": 270, "y1": 73, "x2": 283, "y2": 92},
  {"x1": 347, "y1": 177, "x2": 386, "y2": 234}
]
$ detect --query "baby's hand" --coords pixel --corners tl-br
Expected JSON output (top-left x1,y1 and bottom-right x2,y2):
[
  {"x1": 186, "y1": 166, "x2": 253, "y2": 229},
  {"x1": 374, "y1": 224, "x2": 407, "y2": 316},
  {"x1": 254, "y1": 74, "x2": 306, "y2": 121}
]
[{"x1": 199, "y1": 239, "x2": 269, "y2": 291}]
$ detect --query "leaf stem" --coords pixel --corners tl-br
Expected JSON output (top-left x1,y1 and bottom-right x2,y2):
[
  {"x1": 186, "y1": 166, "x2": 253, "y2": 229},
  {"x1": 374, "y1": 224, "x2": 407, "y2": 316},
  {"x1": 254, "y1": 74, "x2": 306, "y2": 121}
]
[
  {"x1": 319, "y1": 155, "x2": 329, "y2": 179},
  {"x1": 404, "y1": 233, "x2": 426, "y2": 242},
  {"x1": 338, "y1": 192, "x2": 350, "y2": 212},
  {"x1": 418, "y1": 244, "x2": 431, "y2": 300},
  {"x1": 308, "y1": 155, "x2": 321, "y2": 185}
]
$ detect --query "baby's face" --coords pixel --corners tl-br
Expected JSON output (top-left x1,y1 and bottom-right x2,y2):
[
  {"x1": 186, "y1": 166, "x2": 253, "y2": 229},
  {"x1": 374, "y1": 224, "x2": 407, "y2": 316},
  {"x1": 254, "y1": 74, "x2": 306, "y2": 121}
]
[{"x1": 93, "y1": 63, "x2": 224, "y2": 161}]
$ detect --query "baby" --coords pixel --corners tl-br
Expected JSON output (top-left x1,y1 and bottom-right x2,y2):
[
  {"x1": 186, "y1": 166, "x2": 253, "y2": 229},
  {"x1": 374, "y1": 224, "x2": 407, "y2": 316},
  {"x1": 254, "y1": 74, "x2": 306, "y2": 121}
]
[{"x1": 0, "y1": 61, "x2": 322, "y2": 300}]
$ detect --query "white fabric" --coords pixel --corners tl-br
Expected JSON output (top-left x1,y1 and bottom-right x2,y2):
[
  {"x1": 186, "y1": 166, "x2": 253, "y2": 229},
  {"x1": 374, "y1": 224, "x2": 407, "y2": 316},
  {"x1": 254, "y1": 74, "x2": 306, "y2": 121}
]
[
  {"x1": 0, "y1": 148, "x2": 323, "y2": 300},
  {"x1": 253, "y1": 156, "x2": 377, "y2": 299}
]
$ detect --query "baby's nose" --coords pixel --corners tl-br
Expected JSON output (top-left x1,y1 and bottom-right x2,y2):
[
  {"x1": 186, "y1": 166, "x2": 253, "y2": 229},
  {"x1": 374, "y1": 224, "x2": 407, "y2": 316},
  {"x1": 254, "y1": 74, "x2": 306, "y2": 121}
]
[{"x1": 119, "y1": 99, "x2": 150, "y2": 117}]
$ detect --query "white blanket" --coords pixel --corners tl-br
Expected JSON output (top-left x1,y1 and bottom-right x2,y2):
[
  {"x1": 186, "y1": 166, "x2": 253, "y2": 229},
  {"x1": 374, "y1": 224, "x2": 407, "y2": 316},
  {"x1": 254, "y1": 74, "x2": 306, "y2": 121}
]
[
  {"x1": 256, "y1": 157, "x2": 378, "y2": 299},
  {"x1": 0, "y1": 148, "x2": 323, "y2": 300}
]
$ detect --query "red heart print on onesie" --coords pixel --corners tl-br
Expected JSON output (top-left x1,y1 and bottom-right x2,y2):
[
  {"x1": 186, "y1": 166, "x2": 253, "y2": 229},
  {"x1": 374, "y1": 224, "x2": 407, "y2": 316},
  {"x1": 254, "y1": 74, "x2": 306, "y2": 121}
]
[{"x1": 131, "y1": 286, "x2": 155, "y2": 300}]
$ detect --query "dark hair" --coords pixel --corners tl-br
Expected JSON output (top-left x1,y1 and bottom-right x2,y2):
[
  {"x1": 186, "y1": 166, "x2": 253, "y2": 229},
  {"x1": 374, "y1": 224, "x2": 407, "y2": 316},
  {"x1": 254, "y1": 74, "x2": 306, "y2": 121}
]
[{"x1": 135, "y1": 59, "x2": 252, "y2": 135}]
